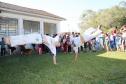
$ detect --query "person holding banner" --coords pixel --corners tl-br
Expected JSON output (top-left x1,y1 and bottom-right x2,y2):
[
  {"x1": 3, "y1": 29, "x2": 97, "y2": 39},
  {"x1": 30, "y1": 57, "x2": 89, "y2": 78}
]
[{"x1": 42, "y1": 35, "x2": 57, "y2": 64}]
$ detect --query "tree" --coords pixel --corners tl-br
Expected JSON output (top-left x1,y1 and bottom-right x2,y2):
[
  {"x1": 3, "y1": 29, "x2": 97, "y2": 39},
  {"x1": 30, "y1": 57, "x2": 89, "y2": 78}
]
[
  {"x1": 79, "y1": 10, "x2": 96, "y2": 33},
  {"x1": 79, "y1": 5, "x2": 126, "y2": 32}
]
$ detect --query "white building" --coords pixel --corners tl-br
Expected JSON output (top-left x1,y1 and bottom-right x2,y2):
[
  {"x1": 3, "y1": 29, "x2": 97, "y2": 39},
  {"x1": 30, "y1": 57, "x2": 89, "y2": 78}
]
[{"x1": 0, "y1": 1, "x2": 65, "y2": 38}]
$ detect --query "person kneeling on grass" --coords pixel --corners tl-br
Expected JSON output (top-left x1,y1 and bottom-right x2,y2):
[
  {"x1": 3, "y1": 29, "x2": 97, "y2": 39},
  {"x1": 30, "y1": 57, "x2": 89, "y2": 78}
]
[{"x1": 72, "y1": 34, "x2": 81, "y2": 62}]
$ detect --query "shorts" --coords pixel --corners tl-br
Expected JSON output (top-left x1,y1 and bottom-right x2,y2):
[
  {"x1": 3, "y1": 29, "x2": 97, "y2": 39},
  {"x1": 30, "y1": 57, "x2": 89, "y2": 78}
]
[
  {"x1": 73, "y1": 47, "x2": 78, "y2": 53},
  {"x1": 110, "y1": 41, "x2": 115, "y2": 49}
]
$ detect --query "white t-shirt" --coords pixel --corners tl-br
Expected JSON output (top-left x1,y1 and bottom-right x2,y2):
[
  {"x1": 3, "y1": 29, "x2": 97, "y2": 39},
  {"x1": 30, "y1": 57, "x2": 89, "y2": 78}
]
[
  {"x1": 73, "y1": 36, "x2": 81, "y2": 47},
  {"x1": 110, "y1": 35, "x2": 114, "y2": 41},
  {"x1": 122, "y1": 32, "x2": 126, "y2": 38},
  {"x1": 70, "y1": 35, "x2": 74, "y2": 44}
]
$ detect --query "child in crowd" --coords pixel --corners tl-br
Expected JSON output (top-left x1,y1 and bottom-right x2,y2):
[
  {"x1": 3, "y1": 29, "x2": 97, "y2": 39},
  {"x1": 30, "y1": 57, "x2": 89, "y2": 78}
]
[
  {"x1": 87, "y1": 41, "x2": 92, "y2": 51},
  {"x1": 62, "y1": 35, "x2": 68, "y2": 54},
  {"x1": 95, "y1": 37, "x2": 100, "y2": 51},
  {"x1": 109, "y1": 33, "x2": 115, "y2": 51},
  {"x1": 84, "y1": 42, "x2": 88, "y2": 52},
  {"x1": 115, "y1": 33, "x2": 122, "y2": 51},
  {"x1": 0, "y1": 37, "x2": 6, "y2": 56},
  {"x1": 38, "y1": 44, "x2": 43, "y2": 55},
  {"x1": 91, "y1": 38, "x2": 96, "y2": 52},
  {"x1": 105, "y1": 33, "x2": 110, "y2": 51}
]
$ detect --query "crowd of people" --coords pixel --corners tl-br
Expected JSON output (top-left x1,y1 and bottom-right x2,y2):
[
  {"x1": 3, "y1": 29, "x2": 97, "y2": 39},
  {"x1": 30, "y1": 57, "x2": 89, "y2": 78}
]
[
  {"x1": 53, "y1": 26, "x2": 126, "y2": 54},
  {"x1": 0, "y1": 25, "x2": 126, "y2": 64},
  {"x1": 60, "y1": 26, "x2": 126, "y2": 53}
]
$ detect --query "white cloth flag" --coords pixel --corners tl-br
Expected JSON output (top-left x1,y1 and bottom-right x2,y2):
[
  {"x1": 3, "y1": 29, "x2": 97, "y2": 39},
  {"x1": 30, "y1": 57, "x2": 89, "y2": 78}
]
[
  {"x1": 24, "y1": 33, "x2": 42, "y2": 44},
  {"x1": 10, "y1": 33, "x2": 42, "y2": 47},
  {"x1": 84, "y1": 27, "x2": 96, "y2": 35},
  {"x1": 10, "y1": 35, "x2": 25, "y2": 47},
  {"x1": 83, "y1": 27, "x2": 102, "y2": 42}
]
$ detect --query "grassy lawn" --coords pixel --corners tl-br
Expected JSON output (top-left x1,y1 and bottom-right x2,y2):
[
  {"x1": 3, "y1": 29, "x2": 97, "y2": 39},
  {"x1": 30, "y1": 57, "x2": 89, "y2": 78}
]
[{"x1": 0, "y1": 51, "x2": 126, "y2": 84}]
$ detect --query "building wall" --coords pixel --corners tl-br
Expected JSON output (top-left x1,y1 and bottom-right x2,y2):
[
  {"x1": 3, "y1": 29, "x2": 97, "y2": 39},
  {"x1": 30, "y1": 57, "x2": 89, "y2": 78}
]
[
  {"x1": 0, "y1": 11, "x2": 60, "y2": 35},
  {"x1": 44, "y1": 22, "x2": 57, "y2": 35},
  {"x1": 23, "y1": 20, "x2": 40, "y2": 34}
]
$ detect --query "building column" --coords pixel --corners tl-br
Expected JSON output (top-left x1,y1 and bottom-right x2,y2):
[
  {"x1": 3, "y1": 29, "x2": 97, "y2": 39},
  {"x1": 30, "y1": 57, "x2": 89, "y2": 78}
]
[
  {"x1": 40, "y1": 19, "x2": 44, "y2": 35},
  {"x1": 18, "y1": 18, "x2": 24, "y2": 35},
  {"x1": 56, "y1": 23, "x2": 60, "y2": 33}
]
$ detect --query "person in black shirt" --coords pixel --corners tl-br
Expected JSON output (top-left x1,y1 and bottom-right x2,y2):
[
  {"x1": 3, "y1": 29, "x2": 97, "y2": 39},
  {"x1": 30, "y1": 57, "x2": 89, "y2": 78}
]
[{"x1": 0, "y1": 38, "x2": 6, "y2": 56}]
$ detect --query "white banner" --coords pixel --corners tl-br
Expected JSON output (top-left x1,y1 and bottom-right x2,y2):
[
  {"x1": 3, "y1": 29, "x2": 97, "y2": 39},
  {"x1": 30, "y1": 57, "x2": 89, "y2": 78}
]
[
  {"x1": 10, "y1": 35, "x2": 25, "y2": 46},
  {"x1": 84, "y1": 27, "x2": 96, "y2": 35},
  {"x1": 24, "y1": 33, "x2": 42, "y2": 44},
  {"x1": 83, "y1": 27, "x2": 102, "y2": 42},
  {"x1": 10, "y1": 33, "x2": 42, "y2": 47}
]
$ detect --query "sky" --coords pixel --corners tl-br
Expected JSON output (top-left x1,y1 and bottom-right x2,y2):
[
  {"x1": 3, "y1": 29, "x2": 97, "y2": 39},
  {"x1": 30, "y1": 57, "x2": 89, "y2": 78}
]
[{"x1": 0, "y1": 0, "x2": 124, "y2": 32}]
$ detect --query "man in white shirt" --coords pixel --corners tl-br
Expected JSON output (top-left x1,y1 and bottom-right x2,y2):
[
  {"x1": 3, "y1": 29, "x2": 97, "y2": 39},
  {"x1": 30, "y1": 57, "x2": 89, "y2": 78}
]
[{"x1": 72, "y1": 34, "x2": 81, "y2": 62}]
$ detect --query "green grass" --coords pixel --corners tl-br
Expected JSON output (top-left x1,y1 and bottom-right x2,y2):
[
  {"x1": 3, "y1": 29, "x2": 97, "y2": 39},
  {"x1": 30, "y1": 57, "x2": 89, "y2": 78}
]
[{"x1": 0, "y1": 51, "x2": 126, "y2": 84}]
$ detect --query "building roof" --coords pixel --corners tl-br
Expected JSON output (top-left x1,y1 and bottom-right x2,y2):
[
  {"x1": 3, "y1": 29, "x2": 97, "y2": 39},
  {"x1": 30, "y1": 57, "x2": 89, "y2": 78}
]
[{"x1": 0, "y1": 1, "x2": 65, "y2": 21}]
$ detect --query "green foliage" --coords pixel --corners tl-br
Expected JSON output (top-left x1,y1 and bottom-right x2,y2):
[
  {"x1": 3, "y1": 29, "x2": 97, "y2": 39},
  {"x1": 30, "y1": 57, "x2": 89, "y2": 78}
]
[
  {"x1": 0, "y1": 52, "x2": 126, "y2": 84},
  {"x1": 119, "y1": 1, "x2": 126, "y2": 8},
  {"x1": 79, "y1": 10, "x2": 97, "y2": 32},
  {"x1": 80, "y1": 5, "x2": 126, "y2": 32}
]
